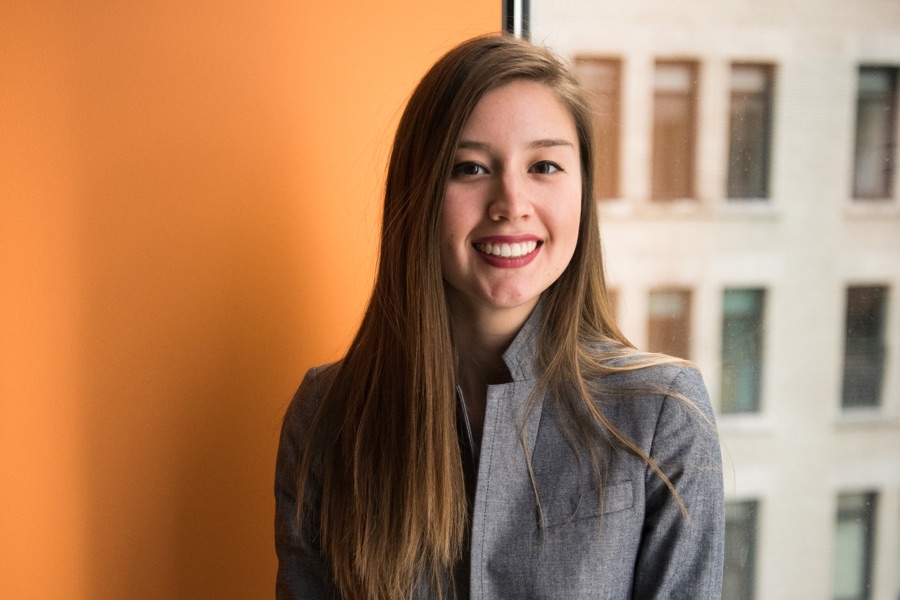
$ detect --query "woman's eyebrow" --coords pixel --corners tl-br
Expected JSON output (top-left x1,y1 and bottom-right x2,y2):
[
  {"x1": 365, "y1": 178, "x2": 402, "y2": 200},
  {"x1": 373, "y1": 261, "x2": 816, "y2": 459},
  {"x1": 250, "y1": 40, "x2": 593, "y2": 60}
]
[
  {"x1": 529, "y1": 138, "x2": 575, "y2": 149},
  {"x1": 456, "y1": 138, "x2": 575, "y2": 150},
  {"x1": 456, "y1": 140, "x2": 491, "y2": 151}
]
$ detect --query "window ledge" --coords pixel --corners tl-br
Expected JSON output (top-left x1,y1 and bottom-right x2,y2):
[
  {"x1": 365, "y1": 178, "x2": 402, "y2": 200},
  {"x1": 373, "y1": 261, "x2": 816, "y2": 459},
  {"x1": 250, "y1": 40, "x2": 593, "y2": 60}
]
[
  {"x1": 834, "y1": 407, "x2": 897, "y2": 427},
  {"x1": 717, "y1": 199, "x2": 780, "y2": 219},
  {"x1": 597, "y1": 198, "x2": 635, "y2": 217},
  {"x1": 844, "y1": 200, "x2": 900, "y2": 219},
  {"x1": 598, "y1": 198, "x2": 782, "y2": 220},
  {"x1": 716, "y1": 413, "x2": 775, "y2": 434},
  {"x1": 600, "y1": 198, "x2": 706, "y2": 219}
]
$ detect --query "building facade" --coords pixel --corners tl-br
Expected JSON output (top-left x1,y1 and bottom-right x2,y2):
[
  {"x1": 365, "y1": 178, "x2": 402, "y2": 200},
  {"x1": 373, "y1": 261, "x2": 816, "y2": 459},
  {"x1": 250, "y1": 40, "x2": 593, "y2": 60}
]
[{"x1": 531, "y1": 1, "x2": 900, "y2": 598}]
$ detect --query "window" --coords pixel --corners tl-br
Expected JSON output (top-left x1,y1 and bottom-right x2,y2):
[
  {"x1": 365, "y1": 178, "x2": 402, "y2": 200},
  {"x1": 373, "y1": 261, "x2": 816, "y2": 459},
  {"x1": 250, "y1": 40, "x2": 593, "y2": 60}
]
[
  {"x1": 652, "y1": 61, "x2": 698, "y2": 200},
  {"x1": 834, "y1": 492, "x2": 878, "y2": 600},
  {"x1": 575, "y1": 58, "x2": 621, "y2": 199},
  {"x1": 648, "y1": 289, "x2": 691, "y2": 358},
  {"x1": 841, "y1": 285, "x2": 888, "y2": 408},
  {"x1": 724, "y1": 500, "x2": 759, "y2": 600},
  {"x1": 728, "y1": 64, "x2": 774, "y2": 199},
  {"x1": 853, "y1": 67, "x2": 897, "y2": 199},
  {"x1": 721, "y1": 288, "x2": 766, "y2": 413}
]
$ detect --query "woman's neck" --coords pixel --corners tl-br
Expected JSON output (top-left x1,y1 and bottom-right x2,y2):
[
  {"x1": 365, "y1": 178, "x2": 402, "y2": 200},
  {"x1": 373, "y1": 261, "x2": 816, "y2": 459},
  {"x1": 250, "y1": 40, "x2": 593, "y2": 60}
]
[
  {"x1": 447, "y1": 296, "x2": 534, "y2": 384},
  {"x1": 447, "y1": 295, "x2": 536, "y2": 448}
]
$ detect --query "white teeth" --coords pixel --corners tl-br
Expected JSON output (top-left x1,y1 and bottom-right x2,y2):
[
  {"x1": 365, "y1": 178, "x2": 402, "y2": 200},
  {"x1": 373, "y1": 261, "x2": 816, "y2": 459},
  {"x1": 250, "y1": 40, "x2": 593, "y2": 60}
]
[{"x1": 475, "y1": 240, "x2": 538, "y2": 258}]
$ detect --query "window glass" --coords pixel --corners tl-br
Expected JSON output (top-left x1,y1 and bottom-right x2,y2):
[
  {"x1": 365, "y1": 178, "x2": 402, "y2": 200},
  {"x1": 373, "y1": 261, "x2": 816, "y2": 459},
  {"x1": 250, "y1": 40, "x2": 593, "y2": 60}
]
[
  {"x1": 834, "y1": 492, "x2": 878, "y2": 600},
  {"x1": 842, "y1": 285, "x2": 888, "y2": 409},
  {"x1": 652, "y1": 61, "x2": 698, "y2": 200},
  {"x1": 724, "y1": 500, "x2": 759, "y2": 600},
  {"x1": 853, "y1": 67, "x2": 897, "y2": 199},
  {"x1": 575, "y1": 58, "x2": 622, "y2": 199},
  {"x1": 648, "y1": 289, "x2": 691, "y2": 359},
  {"x1": 728, "y1": 64, "x2": 774, "y2": 199},
  {"x1": 721, "y1": 288, "x2": 765, "y2": 414}
]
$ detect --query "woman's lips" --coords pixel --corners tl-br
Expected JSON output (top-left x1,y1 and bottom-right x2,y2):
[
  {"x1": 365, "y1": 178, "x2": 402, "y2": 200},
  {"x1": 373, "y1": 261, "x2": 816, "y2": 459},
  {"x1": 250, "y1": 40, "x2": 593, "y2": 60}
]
[{"x1": 472, "y1": 236, "x2": 542, "y2": 268}]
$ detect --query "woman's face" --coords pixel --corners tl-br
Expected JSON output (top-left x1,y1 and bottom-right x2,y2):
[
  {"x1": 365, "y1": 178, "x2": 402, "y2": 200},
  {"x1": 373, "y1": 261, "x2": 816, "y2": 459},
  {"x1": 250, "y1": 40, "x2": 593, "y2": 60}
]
[{"x1": 440, "y1": 79, "x2": 582, "y2": 327}]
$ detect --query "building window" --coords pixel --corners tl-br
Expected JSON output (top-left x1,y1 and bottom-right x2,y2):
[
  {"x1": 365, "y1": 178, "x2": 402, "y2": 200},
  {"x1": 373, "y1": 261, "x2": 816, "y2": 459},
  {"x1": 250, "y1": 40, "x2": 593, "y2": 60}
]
[
  {"x1": 853, "y1": 66, "x2": 898, "y2": 199},
  {"x1": 721, "y1": 288, "x2": 766, "y2": 413},
  {"x1": 724, "y1": 500, "x2": 759, "y2": 600},
  {"x1": 575, "y1": 58, "x2": 621, "y2": 199},
  {"x1": 842, "y1": 285, "x2": 888, "y2": 408},
  {"x1": 652, "y1": 61, "x2": 698, "y2": 200},
  {"x1": 648, "y1": 289, "x2": 691, "y2": 359},
  {"x1": 728, "y1": 64, "x2": 774, "y2": 199},
  {"x1": 834, "y1": 492, "x2": 878, "y2": 600}
]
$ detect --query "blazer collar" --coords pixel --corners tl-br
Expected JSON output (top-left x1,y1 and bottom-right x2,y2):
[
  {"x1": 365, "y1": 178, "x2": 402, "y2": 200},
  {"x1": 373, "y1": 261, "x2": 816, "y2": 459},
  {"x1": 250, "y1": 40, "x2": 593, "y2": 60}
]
[{"x1": 501, "y1": 301, "x2": 542, "y2": 382}]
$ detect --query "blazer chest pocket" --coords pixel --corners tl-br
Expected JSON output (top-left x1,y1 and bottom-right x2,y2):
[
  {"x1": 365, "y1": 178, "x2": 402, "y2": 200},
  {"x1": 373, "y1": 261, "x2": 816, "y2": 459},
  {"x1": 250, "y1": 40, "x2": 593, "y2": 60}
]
[{"x1": 538, "y1": 480, "x2": 634, "y2": 529}]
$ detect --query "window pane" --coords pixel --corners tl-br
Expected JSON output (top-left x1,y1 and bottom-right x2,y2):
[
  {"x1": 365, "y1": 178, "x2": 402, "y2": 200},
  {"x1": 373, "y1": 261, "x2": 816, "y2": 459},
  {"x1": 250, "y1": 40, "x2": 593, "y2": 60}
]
[
  {"x1": 853, "y1": 67, "x2": 897, "y2": 199},
  {"x1": 648, "y1": 289, "x2": 691, "y2": 358},
  {"x1": 721, "y1": 288, "x2": 765, "y2": 413},
  {"x1": 841, "y1": 286, "x2": 888, "y2": 408},
  {"x1": 834, "y1": 492, "x2": 877, "y2": 600},
  {"x1": 576, "y1": 58, "x2": 621, "y2": 199},
  {"x1": 724, "y1": 500, "x2": 759, "y2": 600},
  {"x1": 652, "y1": 61, "x2": 698, "y2": 200},
  {"x1": 728, "y1": 64, "x2": 774, "y2": 199}
]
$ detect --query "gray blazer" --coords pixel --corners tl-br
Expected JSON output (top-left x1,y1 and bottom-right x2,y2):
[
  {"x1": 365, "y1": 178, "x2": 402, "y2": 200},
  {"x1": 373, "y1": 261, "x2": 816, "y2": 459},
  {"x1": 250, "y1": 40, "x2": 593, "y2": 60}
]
[{"x1": 275, "y1": 314, "x2": 725, "y2": 599}]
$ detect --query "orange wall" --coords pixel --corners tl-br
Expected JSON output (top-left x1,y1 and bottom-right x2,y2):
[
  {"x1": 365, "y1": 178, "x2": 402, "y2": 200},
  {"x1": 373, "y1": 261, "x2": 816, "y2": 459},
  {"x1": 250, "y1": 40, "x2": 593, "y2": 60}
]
[{"x1": 0, "y1": 2, "x2": 498, "y2": 598}]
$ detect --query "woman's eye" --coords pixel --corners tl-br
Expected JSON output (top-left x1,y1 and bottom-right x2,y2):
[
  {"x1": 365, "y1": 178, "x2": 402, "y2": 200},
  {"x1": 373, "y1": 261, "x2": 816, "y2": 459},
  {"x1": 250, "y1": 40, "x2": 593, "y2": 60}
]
[
  {"x1": 531, "y1": 161, "x2": 563, "y2": 175},
  {"x1": 452, "y1": 162, "x2": 488, "y2": 177}
]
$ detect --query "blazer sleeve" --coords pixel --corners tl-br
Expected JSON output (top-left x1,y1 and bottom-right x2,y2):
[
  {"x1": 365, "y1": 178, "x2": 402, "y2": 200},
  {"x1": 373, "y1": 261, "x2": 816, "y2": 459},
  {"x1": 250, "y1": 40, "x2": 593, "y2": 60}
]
[
  {"x1": 274, "y1": 369, "x2": 339, "y2": 600},
  {"x1": 632, "y1": 367, "x2": 725, "y2": 599}
]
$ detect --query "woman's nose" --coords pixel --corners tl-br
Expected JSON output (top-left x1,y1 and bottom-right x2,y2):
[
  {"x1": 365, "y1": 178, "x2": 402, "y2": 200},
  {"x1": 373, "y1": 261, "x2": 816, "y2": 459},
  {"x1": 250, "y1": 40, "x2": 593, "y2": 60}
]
[{"x1": 488, "y1": 171, "x2": 533, "y2": 221}]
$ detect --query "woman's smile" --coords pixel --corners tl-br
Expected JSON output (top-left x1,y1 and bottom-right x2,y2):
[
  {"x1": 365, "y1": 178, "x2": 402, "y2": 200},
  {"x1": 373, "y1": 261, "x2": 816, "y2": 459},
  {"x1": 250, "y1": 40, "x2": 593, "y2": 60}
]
[{"x1": 473, "y1": 235, "x2": 542, "y2": 267}]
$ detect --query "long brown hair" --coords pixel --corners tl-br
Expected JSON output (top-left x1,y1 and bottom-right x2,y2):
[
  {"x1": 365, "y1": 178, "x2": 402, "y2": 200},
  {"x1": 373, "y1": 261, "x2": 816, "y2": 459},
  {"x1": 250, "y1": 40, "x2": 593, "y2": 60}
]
[{"x1": 295, "y1": 34, "x2": 684, "y2": 599}]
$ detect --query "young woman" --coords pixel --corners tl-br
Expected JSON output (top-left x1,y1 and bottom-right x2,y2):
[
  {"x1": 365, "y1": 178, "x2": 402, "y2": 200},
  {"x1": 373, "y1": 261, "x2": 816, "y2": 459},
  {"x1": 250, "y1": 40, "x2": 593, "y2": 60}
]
[{"x1": 275, "y1": 35, "x2": 724, "y2": 599}]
